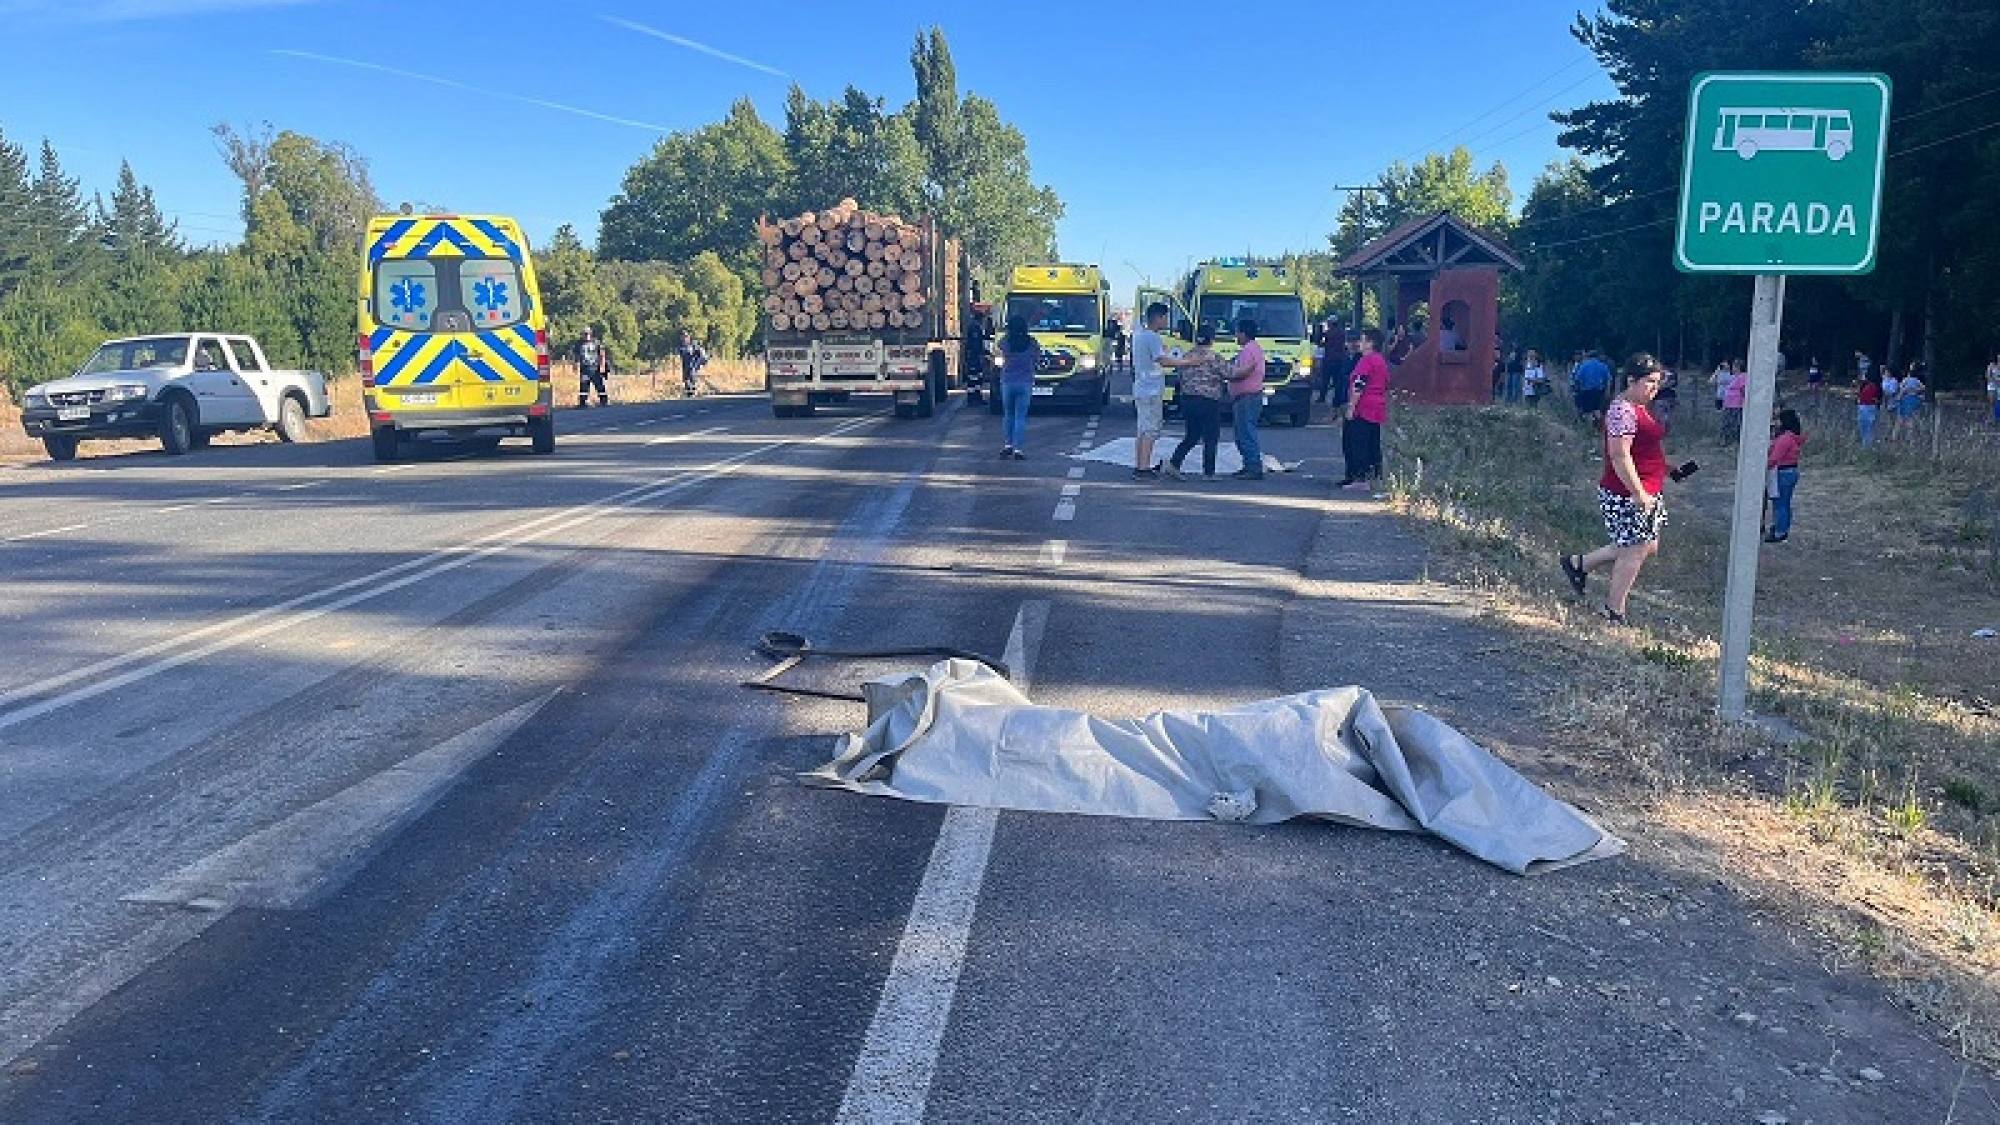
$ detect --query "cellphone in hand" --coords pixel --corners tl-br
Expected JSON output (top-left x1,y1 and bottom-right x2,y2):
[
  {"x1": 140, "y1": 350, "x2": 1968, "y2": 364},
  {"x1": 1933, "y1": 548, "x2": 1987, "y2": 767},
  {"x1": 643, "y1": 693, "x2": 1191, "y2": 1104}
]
[{"x1": 1669, "y1": 460, "x2": 1700, "y2": 483}]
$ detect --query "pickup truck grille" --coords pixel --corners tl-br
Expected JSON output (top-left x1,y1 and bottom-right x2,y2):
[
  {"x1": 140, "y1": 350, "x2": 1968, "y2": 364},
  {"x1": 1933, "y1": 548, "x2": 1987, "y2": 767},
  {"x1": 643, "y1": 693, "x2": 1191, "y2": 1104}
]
[{"x1": 49, "y1": 389, "x2": 107, "y2": 407}]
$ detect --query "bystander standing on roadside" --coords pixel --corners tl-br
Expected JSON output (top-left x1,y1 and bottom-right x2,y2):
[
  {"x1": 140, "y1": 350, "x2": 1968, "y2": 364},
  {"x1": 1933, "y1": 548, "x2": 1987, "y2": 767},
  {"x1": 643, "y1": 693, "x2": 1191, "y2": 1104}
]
[
  {"x1": 996, "y1": 315, "x2": 1038, "y2": 460},
  {"x1": 1764, "y1": 408, "x2": 1805, "y2": 543},
  {"x1": 1572, "y1": 348, "x2": 1612, "y2": 429},
  {"x1": 1710, "y1": 359, "x2": 1730, "y2": 411},
  {"x1": 1891, "y1": 361, "x2": 1925, "y2": 439},
  {"x1": 1559, "y1": 354, "x2": 1672, "y2": 626},
  {"x1": 1522, "y1": 349, "x2": 1548, "y2": 408},
  {"x1": 1806, "y1": 356, "x2": 1824, "y2": 396},
  {"x1": 677, "y1": 332, "x2": 707, "y2": 397},
  {"x1": 1340, "y1": 327, "x2": 1390, "y2": 488},
  {"x1": 1129, "y1": 302, "x2": 1169, "y2": 479},
  {"x1": 1986, "y1": 352, "x2": 2000, "y2": 426},
  {"x1": 1721, "y1": 360, "x2": 1747, "y2": 444},
  {"x1": 1856, "y1": 370, "x2": 1883, "y2": 447},
  {"x1": 1226, "y1": 318, "x2": 1267, "y2": 481},
  {"x1": 1879, "y1": 364, "x2": 1902, "y2": 429},
  {"x1": 574, "y1": 326, "x2": 609, "y2": 408},
  {"x1": 1160, "y1": 324, "x2": 1228, "y2": 481}
]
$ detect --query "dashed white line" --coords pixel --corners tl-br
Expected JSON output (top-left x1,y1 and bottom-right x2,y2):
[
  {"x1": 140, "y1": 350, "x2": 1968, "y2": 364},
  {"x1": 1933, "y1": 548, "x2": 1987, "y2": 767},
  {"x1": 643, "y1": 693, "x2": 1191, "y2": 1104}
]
[
  {"x1": 648, "y1": 424, "x2": 728, "y2": 446},
  {"x1": 0, "y1": 414, "x2": 881, "y2": 731},
  {"x1": 835, "y1": 599, "x2": 1046, "y2": 1125},
  {"x1": 1059, "y1": 483, "x2": 1081, "y2": 498},
  {"x1": 4, "y1": 523, "x2": 88, "y2": 543},
  {"x1": 1053, "y1": 498, "x2": 1076, "y2": 521},
  {"x1": 1066, "y1": 467, "x2": 1085, "y2": 479}
]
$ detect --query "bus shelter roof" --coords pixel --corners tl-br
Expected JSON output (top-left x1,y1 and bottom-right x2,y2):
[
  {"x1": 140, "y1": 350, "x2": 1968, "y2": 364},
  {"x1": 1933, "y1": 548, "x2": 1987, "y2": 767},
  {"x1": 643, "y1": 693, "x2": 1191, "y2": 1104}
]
[{"x1": 1335, "y1": 211, "x2": 1523, "y2": 277}]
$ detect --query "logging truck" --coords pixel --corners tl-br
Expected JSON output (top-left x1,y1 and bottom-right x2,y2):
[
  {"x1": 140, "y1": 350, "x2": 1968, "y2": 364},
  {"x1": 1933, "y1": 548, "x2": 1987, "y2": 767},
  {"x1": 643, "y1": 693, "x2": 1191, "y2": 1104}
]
[
  {"x1": 988, "y1": 264, "x2": 1113, "y2": 414},
  {"x1": 758, "y1": 201, "x2": 968, "y2": 419},
  {"x1": 1140, "y1": 258, "x2": 1315, "y2": 427}
]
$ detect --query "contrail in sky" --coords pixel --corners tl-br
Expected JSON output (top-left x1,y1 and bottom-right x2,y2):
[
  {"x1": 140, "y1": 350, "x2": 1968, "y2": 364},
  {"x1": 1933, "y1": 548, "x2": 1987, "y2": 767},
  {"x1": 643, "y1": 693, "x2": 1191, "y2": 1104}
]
[
  {"x1": 269, "y1": 49, "x2": 674, "y2": 133},
  {"x1": 599, "y1": 15, "x2": 791, "y2": 79}
]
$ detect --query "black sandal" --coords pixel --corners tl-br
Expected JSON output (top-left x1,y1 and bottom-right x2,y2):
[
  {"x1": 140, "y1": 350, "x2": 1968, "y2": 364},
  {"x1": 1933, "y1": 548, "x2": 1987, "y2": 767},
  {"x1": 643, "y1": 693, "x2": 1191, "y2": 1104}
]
[
  {"x1": 1598, "y1": 604, "x2": 1627, "y2": 626},
  {"x1": 1560, "y1": 554, "x2": 1588, "y2": 597}
]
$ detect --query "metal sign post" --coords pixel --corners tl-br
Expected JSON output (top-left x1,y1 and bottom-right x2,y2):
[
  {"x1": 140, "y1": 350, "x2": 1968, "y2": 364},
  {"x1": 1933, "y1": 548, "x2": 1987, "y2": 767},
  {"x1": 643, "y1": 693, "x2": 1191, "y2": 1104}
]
[
  {"x1": 1717, "y1": 274, "x2": 1785, "y2": 719},
  {"x1": 1675, "y1": 71, "x2": 1890, "y2": 721}
]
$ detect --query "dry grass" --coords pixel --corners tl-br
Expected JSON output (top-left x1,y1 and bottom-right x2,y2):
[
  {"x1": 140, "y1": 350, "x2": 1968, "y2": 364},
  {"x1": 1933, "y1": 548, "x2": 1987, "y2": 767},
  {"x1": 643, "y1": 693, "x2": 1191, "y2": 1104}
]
[
  {"x1": 0, "y1": 357, "x2": 770, "y2": 464},
  {"x1": 1383, "y1": 385, "x2": 2000, "y2": 1068}
]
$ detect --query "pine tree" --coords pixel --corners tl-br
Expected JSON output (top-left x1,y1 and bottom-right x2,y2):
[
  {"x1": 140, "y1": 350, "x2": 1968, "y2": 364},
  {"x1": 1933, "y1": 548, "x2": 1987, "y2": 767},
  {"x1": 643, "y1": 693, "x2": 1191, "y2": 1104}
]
[
  {"x1": 101, "y1": 161, "x2": 182, "y2": 261},
  {"x1": 28, "y1": 139, "x2": 90, "y2": 272},
  {"x1": 0, "y1": 126, "x2": 33, "y2": 298}
]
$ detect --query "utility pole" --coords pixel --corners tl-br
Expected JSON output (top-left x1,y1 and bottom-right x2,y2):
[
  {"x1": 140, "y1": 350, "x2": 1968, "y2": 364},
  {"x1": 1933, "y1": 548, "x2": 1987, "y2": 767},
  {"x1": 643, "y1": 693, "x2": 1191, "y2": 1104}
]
[{"x1": 1334, "y1": 185, "x2": 1378, "y2": 326}]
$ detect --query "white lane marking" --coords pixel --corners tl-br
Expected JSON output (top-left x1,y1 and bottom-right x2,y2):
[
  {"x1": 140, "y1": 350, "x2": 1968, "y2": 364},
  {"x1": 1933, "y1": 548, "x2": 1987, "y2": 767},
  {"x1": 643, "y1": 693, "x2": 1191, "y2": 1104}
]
[
  {"x1": 1059, "y1": 483, "x2": 1081, "y2": 498},
  {"x1": 636, "y1": 419, "x2": 658, "y2": 427},
  {"x1": 1053, "y1": 498, "x2": 1076, "y2": 521},
  {"x1": 374, "y1": 464, "x2": 416, "y2": 474},
  {"x1": 127, "y1": 692, "x2": 556, "y2": 910},
  {"x1": 1038, "y1": 539, "x2": 1066, "y2": 566},
  {"x1": 277, "y1": 480, "x2": 325, "y2": 491},
  {"x1": 649, "y1": 424, "x2": 727, "y2": 446},
  {"x1": 3, "y1": 523, "x2": 89, "y2": 543},
  {"x1": 835, "y1": 599, "x2": 1046, "y2": 1125},
  {"x1": 0, "y1": 414, "x2": 881, "y2": 731},
  {"x1": 157, "y1": 505, "x2": 194, "y2": 513},
  {"x1": 1066, "y1": 467, "x2": 1085, "y2": 479},
  {"x1": 0, "y1": 695, "x2": 555, "y2": 1071}
]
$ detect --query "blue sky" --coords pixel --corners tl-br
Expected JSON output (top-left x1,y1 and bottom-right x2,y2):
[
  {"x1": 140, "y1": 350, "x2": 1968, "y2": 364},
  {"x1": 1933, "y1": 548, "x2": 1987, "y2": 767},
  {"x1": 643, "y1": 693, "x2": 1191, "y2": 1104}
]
[{"x1": 0, "y1": 0, "x2": 1616, "y2": 303}]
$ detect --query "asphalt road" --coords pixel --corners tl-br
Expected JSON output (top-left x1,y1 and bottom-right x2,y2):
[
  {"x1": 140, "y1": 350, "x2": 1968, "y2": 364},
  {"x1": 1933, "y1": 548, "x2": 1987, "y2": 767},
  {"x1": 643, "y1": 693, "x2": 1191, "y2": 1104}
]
[{"x1": 0, "y1": 389, "x2": 1990, "y2": 1124}]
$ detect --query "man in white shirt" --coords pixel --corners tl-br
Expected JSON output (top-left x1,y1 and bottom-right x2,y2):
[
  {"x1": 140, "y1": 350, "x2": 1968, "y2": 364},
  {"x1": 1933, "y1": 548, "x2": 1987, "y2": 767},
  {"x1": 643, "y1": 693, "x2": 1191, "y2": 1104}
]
[{"x1": 1130, "y1": 301, "x2": 1170, "y2": 478}]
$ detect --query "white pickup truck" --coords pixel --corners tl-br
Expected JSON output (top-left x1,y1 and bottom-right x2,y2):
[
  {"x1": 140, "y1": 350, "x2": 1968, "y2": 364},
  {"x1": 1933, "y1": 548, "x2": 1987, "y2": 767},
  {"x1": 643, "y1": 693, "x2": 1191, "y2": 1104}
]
[{"x1": 18, "y1": 333, "x2": 332, "y2": 461}]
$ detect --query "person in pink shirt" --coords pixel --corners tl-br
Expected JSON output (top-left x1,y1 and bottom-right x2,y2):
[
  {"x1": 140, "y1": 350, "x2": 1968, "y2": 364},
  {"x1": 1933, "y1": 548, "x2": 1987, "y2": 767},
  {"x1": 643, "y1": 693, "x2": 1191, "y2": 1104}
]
[
  {"x1": 1721, "y1": 359, "x2": 1748, "y2": 444},
  {"x1": 1764, "y1": 408, "x2": 1805, "y2": 543},
  {"x1": 1340, "y1": 327, "x2": 1390, "y2": 487},
  {"x1": 1227, "y1": 318, "x2": 1266, "y2": 480}
]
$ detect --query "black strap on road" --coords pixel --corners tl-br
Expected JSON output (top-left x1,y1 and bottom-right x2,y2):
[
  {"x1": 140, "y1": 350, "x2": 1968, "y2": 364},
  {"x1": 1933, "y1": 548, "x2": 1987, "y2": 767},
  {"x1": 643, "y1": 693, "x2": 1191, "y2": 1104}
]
[{"x1": 740, "y1": 631, "x2": 1011, "y2": 702}]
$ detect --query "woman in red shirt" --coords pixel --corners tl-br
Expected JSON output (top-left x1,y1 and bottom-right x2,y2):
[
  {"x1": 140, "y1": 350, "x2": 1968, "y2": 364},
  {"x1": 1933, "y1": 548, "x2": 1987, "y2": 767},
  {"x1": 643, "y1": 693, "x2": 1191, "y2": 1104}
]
[
  {"x1": 1855, "y1": 373, "x2": 1882, "y2": 447},
  {"x1": 1560, "y1": 354, "x2": 1670, "y2": 624},
  {"x1": 1764, "y1": 408, "x2": 1805, "y2": 543}
]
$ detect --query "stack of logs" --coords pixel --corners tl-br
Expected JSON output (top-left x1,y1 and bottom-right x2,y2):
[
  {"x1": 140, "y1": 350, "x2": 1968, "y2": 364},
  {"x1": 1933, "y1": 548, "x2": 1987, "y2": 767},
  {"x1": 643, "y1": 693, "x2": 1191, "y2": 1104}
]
[{"x1": 758, "y1": 198, "x2": 936, "y2": 333}]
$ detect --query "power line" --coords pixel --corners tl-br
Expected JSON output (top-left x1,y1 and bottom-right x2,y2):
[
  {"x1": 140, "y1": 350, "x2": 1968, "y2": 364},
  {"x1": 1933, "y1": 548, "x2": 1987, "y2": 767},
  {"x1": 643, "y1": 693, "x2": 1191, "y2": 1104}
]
[
  {"x1": 1397, "y1": 55, "x2": 1599, "y2": 164},
  {"x1": 1888, "y1": 115, "x2": 2000, "y2": 158},
  {"x1": 1891, "y1": 83, "x2": 2000, "y2": 124},
  {"x1": 1525, "y1": 215, "x2": 1673, "y2": 251}
]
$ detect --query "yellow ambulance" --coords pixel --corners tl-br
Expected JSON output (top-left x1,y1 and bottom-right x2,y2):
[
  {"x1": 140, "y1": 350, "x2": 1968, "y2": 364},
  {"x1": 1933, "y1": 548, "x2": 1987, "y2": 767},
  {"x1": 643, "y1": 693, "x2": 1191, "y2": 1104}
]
[
  {"x1": 1141, "y1": 258, "x2": 1314, "y2": 426},
  {"x1": 358, "y1": 213, "x2": 553, "y2": 461},
  {"x1": 992, "y1": 264, "x2": 1112, "y2": 413}
]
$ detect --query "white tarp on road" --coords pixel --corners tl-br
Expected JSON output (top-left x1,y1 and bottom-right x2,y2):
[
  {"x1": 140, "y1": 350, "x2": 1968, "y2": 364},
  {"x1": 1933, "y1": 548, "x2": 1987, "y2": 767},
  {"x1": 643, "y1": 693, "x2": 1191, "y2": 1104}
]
[
  {"x1": 1070, "y1": 437, "x2": 1300, "y2": 476},
  {"x1": 805, "y1": 660, "x2": 1623, "y2": 875}
]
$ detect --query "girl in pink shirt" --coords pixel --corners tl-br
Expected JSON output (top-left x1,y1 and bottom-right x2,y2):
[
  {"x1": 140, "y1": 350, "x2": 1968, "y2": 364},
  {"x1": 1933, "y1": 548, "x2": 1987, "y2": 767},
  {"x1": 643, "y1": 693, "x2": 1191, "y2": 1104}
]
[{"x1": 1339, "y1": 327, "x2": 1391, "y2": 487}]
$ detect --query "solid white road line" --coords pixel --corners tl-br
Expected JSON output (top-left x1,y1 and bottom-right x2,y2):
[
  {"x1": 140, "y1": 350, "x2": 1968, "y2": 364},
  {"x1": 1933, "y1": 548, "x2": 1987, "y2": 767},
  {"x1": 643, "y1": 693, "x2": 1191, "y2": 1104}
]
[
  {"x1": 0, "y1": 414, "x2": 881, "y2": 732},
  {"x1": 1038, "y1": 540, "x2": 1066, "y2": 566},
  {"x1": 127, "y1": 692, "x2": 556, "y2": 910},
  {"x1": 835, "y1": 599, "x2": 1046, "y2": 1125},
  {"x1": 649, "y1": 424, "x2": 727, "y2": 446},
  {"x1": 3, "y1": 523, "x2": 88, "y2": 543}
]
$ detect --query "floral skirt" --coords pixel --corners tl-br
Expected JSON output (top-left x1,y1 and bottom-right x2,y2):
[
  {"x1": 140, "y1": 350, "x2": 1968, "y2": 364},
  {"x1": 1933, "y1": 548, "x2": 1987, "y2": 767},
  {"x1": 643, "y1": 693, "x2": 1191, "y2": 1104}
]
[{"x1": 1599, "y1": 486, "x2": 1666, "y2": 547}]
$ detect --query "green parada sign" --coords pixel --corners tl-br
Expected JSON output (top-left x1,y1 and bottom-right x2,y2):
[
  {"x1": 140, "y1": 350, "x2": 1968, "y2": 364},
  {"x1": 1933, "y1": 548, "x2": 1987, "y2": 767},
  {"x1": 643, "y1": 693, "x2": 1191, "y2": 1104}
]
[{"x1": 1675, "y1": 72, "x2": 1891, "y2": 275}]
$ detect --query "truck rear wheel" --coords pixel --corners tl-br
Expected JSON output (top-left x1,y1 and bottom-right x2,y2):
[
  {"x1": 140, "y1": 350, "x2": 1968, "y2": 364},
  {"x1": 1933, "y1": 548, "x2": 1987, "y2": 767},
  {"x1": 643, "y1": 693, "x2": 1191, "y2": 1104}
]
[
  {"x1": 43, "y1": 435, "x2": 78, "y2": 462},
  {"x1": 371, "y1": 426, "x2": 401, "y2": 462},
  {"x1": 912, "y1": 372, "x2": 937, "y2": 418},
  {"x1": 275, "y1": 394, "x2": 309, "y2": 443},
  {"x1": 159, "y1": 396, "x2": 195, "y2": 455},
  {"x1": 530, "y1": 414, "x2": 556, "y2": 454}
]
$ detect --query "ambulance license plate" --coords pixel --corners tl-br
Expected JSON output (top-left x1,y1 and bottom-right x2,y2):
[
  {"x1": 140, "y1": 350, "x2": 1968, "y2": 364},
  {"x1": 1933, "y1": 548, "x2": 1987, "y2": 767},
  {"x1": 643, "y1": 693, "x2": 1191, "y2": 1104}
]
[{"x1": 398, "y1": 392, "x2": 439, "y2": 406}]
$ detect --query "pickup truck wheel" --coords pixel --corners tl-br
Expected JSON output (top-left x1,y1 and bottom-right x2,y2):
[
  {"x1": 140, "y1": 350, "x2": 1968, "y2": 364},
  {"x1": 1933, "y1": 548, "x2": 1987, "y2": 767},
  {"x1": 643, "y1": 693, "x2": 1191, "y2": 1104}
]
[
  {"x1": 275, "y1": 394, "x2": 309, "y2": 443},
  {"x1": 529, "y1": 414, "x2": 555, "y2": 454},
  {"x1": 371, "y1": 426, "x2": 401, "y2": 462},
  {"x1": 43, "y1": 435, "x2": 78, "y2": 462},
  {"x1": 159, "y1": 396, "x2": 195, "y2": 455}
]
